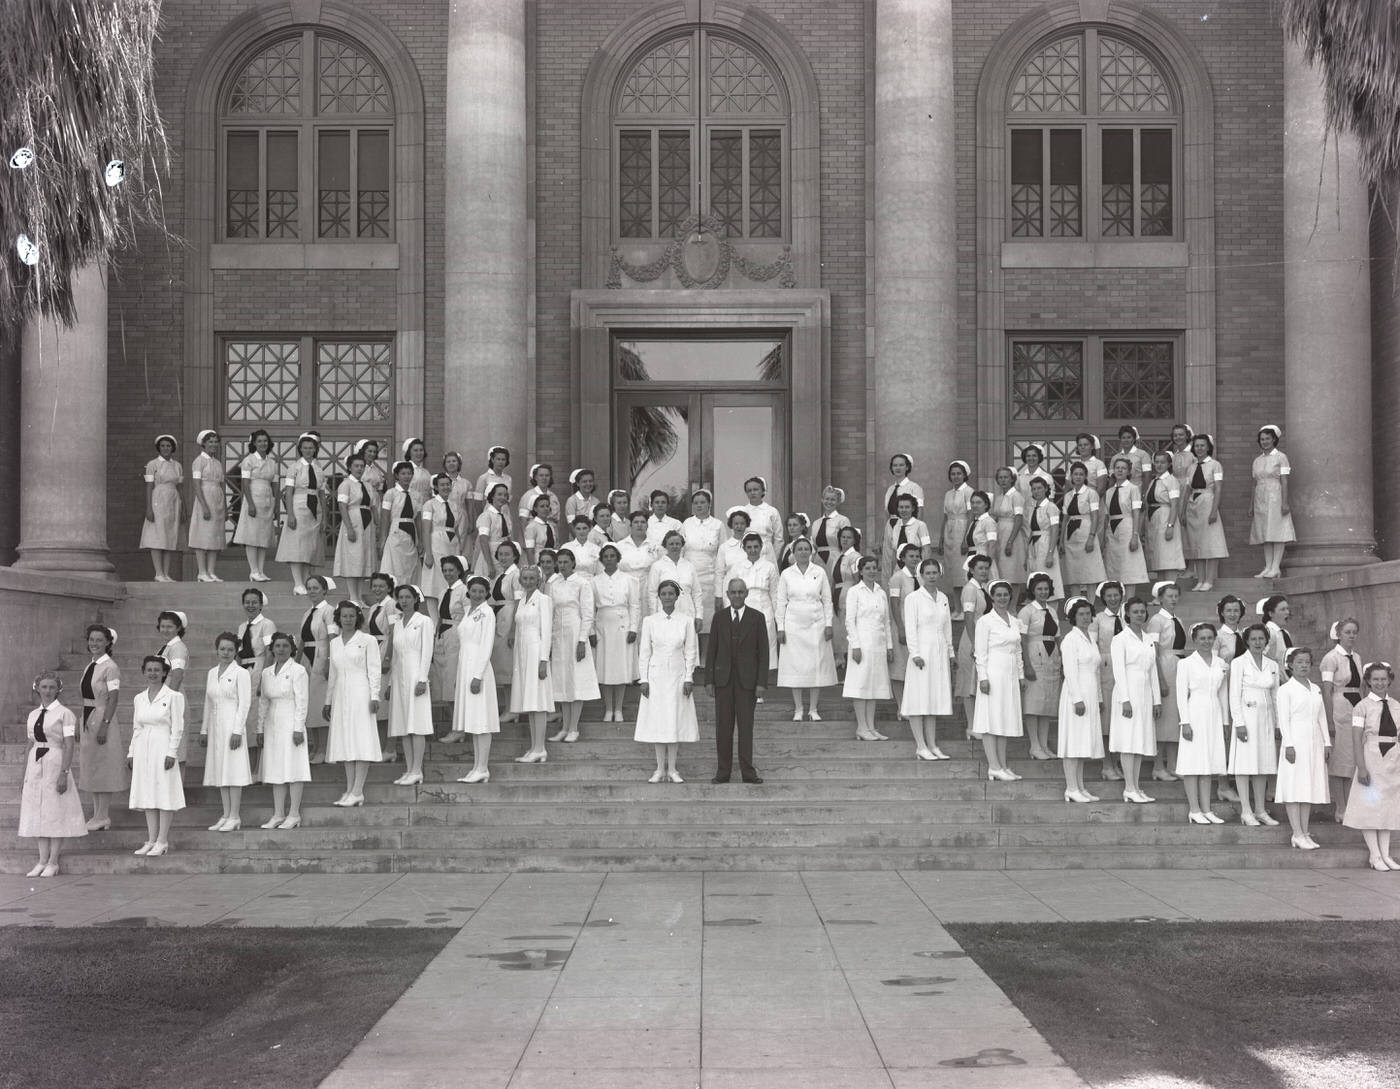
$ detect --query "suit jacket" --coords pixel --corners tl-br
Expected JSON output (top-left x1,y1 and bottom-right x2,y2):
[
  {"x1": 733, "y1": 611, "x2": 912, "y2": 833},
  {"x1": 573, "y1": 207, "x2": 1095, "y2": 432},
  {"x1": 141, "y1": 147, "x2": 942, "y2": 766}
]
[{"x1": 707, "y1": 606, "x2": 770, "y2": 690}]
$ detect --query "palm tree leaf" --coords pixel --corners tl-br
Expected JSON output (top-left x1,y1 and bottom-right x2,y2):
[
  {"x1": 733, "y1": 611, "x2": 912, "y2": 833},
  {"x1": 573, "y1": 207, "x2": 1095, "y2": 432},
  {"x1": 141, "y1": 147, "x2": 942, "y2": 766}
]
[
  {"x1": 1282, "y1": 0, "x2": 1400, "y2": 193},
  {"x1": 0, "y1": 0, "x2": 172, "y2": 330}
]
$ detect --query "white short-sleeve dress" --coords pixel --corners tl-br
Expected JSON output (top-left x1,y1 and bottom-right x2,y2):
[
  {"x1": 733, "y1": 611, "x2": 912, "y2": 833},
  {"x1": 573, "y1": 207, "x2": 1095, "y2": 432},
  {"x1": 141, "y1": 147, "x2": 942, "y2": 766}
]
[
  {"x1": 188, "y1": 451, "x2": 227, "y2": 551},
  {"x1": 19, "y1": 701, "x2": 88, "y2": 839},
  {"x1": 140, "y1": 456, "x2": 183, "y2": 551},
  {"x1": 1250, "y1": 449, "x2": 1297, "y2": 545}
]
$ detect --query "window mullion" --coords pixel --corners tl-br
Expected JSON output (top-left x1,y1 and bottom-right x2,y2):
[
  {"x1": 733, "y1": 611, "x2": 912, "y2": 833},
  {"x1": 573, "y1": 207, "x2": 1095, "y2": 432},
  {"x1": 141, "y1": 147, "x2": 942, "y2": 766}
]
[
  {"x1": 258, "y1": 129, "x2": 269, "y2": 239},
  {"x1": 650, "y1": 129, "x2": 660, "y2": 239},
  {"x1": 350, "y1": 127, "x2": 360, "y2": 239},
  {"x1": 1042, "y1": 129, "x2": 1052, "y2": 238},
  {"x1": 1132, "y1": 129, "x2": 1142, "y2": 237},
  {"x1": 301, "y1": 334, "x2": 314, "y2": 427},
  {"x1": 741, "y1": 129, "x2": 751, "y2": 239},
  {"x1": 1087, "y1": 335, "x2": 1103, "y2": 423},
  {"x1": 1088, "y1": 122, "x2": 1101, "y2": 241}
]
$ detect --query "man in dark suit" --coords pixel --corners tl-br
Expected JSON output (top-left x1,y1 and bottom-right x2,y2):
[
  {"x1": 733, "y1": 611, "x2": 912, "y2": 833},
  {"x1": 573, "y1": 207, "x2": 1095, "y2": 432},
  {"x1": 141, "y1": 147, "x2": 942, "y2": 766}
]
[{"x1": 706, "y1": 577, "x2": 770, "y2": 783}]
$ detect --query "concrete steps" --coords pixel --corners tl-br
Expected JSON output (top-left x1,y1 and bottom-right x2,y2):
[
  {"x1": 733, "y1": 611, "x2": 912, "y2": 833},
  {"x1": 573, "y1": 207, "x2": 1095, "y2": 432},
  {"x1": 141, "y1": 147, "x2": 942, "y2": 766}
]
[{"x1": 6, "y1": 574, "x2": 1361, "y2": 876}]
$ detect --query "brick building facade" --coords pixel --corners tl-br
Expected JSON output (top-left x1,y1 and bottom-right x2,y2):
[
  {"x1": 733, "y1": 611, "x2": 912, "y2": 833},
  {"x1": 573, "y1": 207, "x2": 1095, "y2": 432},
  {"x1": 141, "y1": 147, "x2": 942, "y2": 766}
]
[{"x1": 8, "y1": 0, "x2": 1382, "y2": 582}]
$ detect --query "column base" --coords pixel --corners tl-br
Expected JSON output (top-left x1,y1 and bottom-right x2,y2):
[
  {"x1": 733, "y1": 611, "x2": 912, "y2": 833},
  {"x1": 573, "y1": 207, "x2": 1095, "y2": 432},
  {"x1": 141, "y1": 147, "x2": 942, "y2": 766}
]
[
  {"x1": 1281, "y1": 541, "x2": 1380, "y2": 578},
  {"x1": 15, "y1": 543, "x2": 117, "y2": 580}
]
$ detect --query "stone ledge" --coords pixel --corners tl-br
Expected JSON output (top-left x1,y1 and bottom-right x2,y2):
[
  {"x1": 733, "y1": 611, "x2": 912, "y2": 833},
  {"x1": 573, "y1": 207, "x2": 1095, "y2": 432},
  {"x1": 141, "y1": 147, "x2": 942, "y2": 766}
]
[
  {"x1": 1001, "y1": 240, "x2": 1189, "y2": 268},
  {"x1": 0, "y1": 567, "x2": 125, "y2": 602}
]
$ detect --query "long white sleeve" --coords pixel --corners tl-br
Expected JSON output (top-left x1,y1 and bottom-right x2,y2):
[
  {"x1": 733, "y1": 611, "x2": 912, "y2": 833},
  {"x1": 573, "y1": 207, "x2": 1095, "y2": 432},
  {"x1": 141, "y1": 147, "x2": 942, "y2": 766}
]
[
  {"x1": 537, "y1": 596, "x2": 554, "y2": 661},
  {"x1": 775, "y1": 568, "x2": 791, "y2": 631},
  {"x1": 166, "y1": 691, "x2": 186, "y2": 759},
  {"x1": 638, "y1": 617, "x2": 654, "y2": 679},
  {"x1": 365, "y1": 636, "x2": 383, "y2": 702},
  {"x1": 233, "y1": 666, "x2": 251, "y2": 737},
  {"x1": 415, "y1": 616, "x2": 433, "y2": 680},
  {"x1": 1111, "y1": 633, "x2": 1129, "y2": 702},
  {"x1": 974, "y1": 612, "x2": 992, "y2": 682},
  {"x1": 1175, "y1": 655, "x2": 1194, "y2": 723},
  {"x1": 683, "y1": 619, "x2": 699, "y2": 675},
  {"x1": 201, "y1": 668, "x2": 217, "y2": 737},
  {"x1": 579, "y1": 576, "x2": 597, "y2": 638},
  {"x1": 291, "y1": 665, "x2": 309, "y2": 730}
]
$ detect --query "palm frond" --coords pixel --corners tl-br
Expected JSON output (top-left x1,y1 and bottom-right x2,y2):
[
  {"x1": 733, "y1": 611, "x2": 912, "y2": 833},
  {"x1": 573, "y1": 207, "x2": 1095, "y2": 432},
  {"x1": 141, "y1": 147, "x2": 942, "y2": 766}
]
[
  {"x1": 1282, "y1": 0, "x2": 1400, "y2": 192},
  {"x1": 0, "y1": 0, "x2": 173, "y2": 329}
]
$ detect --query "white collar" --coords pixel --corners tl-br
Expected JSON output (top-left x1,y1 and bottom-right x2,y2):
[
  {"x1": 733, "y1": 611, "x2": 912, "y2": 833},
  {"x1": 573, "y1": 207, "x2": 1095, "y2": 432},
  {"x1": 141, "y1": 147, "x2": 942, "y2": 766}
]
[
  {"x1": 243, "y1": 613, "x2": 264, "y2": 625},
  {"x1": 93, "y1": 654, "x2": 111, "y2": 665},
  {"x1": 1158, "y1": 608, "x2": 1175, "y2": 619},
  {"x1": 1368, "y1": 692, "x2": 1386, "y2": 703}
]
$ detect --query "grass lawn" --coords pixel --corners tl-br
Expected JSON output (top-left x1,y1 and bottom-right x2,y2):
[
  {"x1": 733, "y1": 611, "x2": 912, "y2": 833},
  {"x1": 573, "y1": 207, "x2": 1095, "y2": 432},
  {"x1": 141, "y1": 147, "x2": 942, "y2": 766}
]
[
  {"x1": 0, "y1": 927, "x2": 454, "y2": 1089},
  {"x1": 947, "y1": 921, "x2": 1400, "y2": 1089}
]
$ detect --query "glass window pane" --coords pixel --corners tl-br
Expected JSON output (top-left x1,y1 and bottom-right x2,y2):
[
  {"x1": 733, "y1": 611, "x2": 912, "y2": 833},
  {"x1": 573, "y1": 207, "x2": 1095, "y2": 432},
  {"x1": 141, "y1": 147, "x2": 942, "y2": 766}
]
[
  {"x1": 616, "y1": 338, "x2": 784, "y2": 383},
  {"x1": 1010, "y1": 129, "x2": 1043, "y2": 238},
  {"x1": 627, "y1": 402, "x2": 689, "y2": 513},
  {"x1": 1140, "y1": 128, "x2": 1172, "y2": 236},
  {"x1": 1101, "y1": 129, "x2": 1134, "y2": 237},
  {"x1": 265, "y1": 131, "x2": 299, "y2": 238},
  {"x1": 748, "y1": 129, "x2": 782, "y2": 238},
  {"x1": 657, "y1": 130, "x2": 691, "y2": 238},
  {"x1": 318, "y1": 130, "x2": 351, "y2": 238},
  {"x1": 225, "y1": 340, "x2": 302, "y2": 422},
  {"x1": 710, "y1": 129, "x2": 742, "y2": 237},
  {"x1": 357, "y1": 130, "x2": 391, "y2": 238},
  {"x1": 713, "y1": 406, "x2": 774, "y2": 515},
  {"x1": 226, "y1": 131, "x2": 260, "y2": 238},
  {"x1": 618, "y1": 130, "x2": 652, "y2": 238},
  {"x1": 1010, "y1": 341, "x2": 1084, "y2": 421},
  {"x1": 316, "y1": 341, "x2": 392, "y2": 422},
  {"x1": 1048, "y1": 129, "x2": 1081, "y2": 237},
  {"x1": 1103, "y1": 341, "x2": 1174, "y2": 419}
]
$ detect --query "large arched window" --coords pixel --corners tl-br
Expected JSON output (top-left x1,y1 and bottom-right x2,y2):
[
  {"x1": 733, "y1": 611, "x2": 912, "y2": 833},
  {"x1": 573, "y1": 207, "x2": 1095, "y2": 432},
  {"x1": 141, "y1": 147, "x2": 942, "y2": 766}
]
[
  {"x1": 222, "y1": 30, "x2": 393, "y2": 241},
  {"x1": 613, "y1": 29, "x2": 788, "y2": 241},
  {"x1": 1007, "y1": 29, "x2": 1178, "y2": 240}
]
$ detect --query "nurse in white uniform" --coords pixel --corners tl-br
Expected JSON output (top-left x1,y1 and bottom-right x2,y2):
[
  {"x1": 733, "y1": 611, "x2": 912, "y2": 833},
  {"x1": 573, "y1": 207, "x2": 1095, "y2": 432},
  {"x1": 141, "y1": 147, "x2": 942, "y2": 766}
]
[
  {"x1": 257, "y1": 633, "x2": 310, "y2": 829},
  {"x1": 1229, "y1": 623, "x2": 1280, "y2": 826},
  {"x1": 509, "y1": 565, "x2": 555, "y2": 763},
  {"x1": 386, "y1": 584, "x2": 435, "y2": 787},
  {"x1": 322, "y1": 601, "x2": 383, "y2": 807},
  {"x1": 452, "y1": 576, "x2": 500, "y2": 783},
  {"x1": 200, "y1": 633, "x2": 252, "y2": 832},
  {"x1": 634, "y1": 580, "x2": 701, "y2": 783},
  {"x1": 843, "y1": 555, "x2": 895, "y2": 742},
  {"x1": 1109, "y1": 597, "x2": 1162, "y2": 804},
  {"x1": 1274, "y1": 646, "x2": 1331, "y2": 849},
  {"x1": 1058, "y1": 597, "x2": 1104, "y2": 802},
  {"x1": 899, "y1": 557, "x2": 954, "y2": 760},
  {"x1": 1174, "y1": 621, "x2": 1229, "y2": 824},
  {"x1": 775, "y1": 537, "x2": 838, "y2": 722},
  {"x1": 972, "y1": 579, "x2": 1025, "y2": 782},
  {"x1": 593, "y1": 543, "x2": 641, "y2": 720},
  {"x1": 127, "y1": 656, "x2": 186, "y2": 858}
]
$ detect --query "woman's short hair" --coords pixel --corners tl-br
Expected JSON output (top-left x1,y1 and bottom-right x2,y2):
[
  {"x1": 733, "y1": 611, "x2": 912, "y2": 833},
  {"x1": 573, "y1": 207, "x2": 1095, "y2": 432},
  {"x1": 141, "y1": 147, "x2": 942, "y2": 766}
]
[
  {"x1": 214, "y1": 631, "x2": 239, "y2": 651},
  {"x1": 141, "y1": 654, "x2": 172, "y2": 677},
  {"x1": 335, "y1": 601, "x2": 366, "y2": 629}
]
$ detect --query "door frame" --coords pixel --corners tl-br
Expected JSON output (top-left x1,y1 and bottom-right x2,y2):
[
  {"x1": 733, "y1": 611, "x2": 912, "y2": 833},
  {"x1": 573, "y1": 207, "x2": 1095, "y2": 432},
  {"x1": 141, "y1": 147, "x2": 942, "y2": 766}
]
[
  {"x1": 612, "y1": 389, "x2": 790, "y2": 518},
  {"x1": 572, "y1": 289, "x2": 829, "y2": 517}
]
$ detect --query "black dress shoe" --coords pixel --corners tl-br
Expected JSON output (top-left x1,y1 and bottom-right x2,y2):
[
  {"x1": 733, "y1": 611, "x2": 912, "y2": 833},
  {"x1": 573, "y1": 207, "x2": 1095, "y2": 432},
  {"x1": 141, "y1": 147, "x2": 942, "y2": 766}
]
[
  {"x1": 742, "y1": 776, "x2": 764, "y2": 784},
  {"x1": 711, "y1": 774, "x2": 731, "y2": 784}
]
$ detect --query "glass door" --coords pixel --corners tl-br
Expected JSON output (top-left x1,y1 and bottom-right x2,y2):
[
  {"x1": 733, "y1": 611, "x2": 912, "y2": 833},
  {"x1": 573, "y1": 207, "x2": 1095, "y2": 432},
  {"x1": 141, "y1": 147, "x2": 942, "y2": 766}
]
[{"x1": 613, "y1": 391, "x2": 785, "y2": 518}]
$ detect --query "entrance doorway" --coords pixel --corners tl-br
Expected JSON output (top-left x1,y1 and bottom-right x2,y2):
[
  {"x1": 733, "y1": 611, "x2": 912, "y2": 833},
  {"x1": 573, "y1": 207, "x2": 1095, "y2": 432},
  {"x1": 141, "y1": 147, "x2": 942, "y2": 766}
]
[{"x1": 611, "y1": 335, "x2": 788, "y2": 518}]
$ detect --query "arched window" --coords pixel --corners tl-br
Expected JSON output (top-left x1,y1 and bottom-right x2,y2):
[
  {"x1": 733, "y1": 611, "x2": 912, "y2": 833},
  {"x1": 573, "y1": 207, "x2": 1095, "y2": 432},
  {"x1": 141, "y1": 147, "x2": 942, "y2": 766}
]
[
  {"x1": 614, "y1": 30, "x2": 788, "y2": 240},
  {"x1": 222, "y1": 30, "x2": 393, "y2": 240},
  {"x1": 1007, "y1": 29, "x2": 1178, "y2": 240}
]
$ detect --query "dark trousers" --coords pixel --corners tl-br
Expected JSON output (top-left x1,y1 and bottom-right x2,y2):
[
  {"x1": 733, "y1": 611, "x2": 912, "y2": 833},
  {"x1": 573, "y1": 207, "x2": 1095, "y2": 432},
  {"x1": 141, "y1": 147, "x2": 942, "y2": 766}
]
[{"x1": 714, "y1": 682, "x2": 757, "y2": 780}]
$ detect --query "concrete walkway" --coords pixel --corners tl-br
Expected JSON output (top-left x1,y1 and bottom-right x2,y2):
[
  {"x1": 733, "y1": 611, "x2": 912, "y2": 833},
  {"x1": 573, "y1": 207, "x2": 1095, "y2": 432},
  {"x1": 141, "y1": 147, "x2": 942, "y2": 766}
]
[{"x1": 4, "y1": 867, "x2": 1396, "y2": 1087}]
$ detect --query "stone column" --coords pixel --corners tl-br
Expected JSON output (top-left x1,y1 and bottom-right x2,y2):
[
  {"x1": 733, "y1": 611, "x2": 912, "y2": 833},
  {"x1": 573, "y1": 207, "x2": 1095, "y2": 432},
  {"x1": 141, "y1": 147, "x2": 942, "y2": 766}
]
[
  {"x1": 16, "y1": 263, "x2": 115, "y2": 577},
  {"x1": 873, "y1": 0, "x2": 957, "y2": 527},
  {"x1": 445, "y1": 0, "x2": 529, "y2": 469},
  {"x1": 1282, "y1": 41, "x2": 1376, "y2": 572}
]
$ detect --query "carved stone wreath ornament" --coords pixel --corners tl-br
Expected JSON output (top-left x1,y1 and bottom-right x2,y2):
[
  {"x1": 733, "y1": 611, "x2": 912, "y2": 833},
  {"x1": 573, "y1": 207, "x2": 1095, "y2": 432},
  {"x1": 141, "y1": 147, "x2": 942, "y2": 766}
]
[{"x1": 608, "y1": 212, "x2": 795, "y2": 289}]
